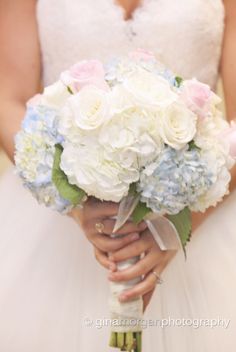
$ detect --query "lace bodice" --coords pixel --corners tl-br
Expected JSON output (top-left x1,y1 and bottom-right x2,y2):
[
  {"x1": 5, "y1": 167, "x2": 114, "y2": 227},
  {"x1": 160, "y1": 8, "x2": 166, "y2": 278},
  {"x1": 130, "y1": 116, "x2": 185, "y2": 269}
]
[{"x1": 37, "y1": 0, "x2": 225, "y2": 89}]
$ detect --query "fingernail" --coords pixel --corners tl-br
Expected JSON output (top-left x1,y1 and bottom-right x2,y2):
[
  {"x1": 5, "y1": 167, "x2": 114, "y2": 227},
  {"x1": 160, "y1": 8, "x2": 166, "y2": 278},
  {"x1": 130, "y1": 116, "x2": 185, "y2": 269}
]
[
  {"x1": 131, "y1": 233, "x2": 139, "y2": 241},
  {"x1": 138, "y1": 222, "x2": 147, "y2": 231},
  {"x1": 109, "y1": 263, "x2": 116, "y2": 272},
  {"x1": 109, "y1": 254, "x2": 114, "y2": 261}
]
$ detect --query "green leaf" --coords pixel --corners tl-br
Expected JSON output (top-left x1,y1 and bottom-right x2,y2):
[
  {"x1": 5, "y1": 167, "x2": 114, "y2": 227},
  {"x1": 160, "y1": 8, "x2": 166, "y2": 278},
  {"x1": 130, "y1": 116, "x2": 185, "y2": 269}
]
[
  {"x1": 175, "y1": 76, "x2": 183, "y2": 87},
  {"x1": 52, "y1": 144, "x2": 86, "y2": 206},
  {"x1": 128, "y1": 182, "x2": 138, "y2": 196},
  {"x1": 132, "y1": 201, "x2": 151, "y2": 224},
  {"x1": 67, "y1": 86, "x2": 73, "y2": 94},
  {"x1": 188, "y1": 140, "x2": 200, "y2": 151},
  {"x1": 167, "y1": 207, "x2": 192, "y2": 256}
]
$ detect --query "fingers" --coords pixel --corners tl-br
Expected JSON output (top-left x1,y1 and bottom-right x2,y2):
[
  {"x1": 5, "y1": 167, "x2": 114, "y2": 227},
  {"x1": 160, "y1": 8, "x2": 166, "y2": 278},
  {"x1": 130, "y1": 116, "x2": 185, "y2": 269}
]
[
  {"x1": 115, "y1": 250, "x2": 177, "y2": 303},
  {"x1": 93, "y1": 232, "x2": 140, "y2": 253},
  {"x1": 94, "y1": 247, "x2": 116, "y2": 271},
  {"x1": 72, "y1": 199, "x2": 119, "y2": 228},
  {"x1": 108, "y1": 250, "x2": 161, "y2": 282},
  {"x1": 69, "y1": 207, "x2": 83, "y2": 224},
  {"x1": 119, "y1": 270, "x2": 158, "y2": 302},
  {"x1": 113, "y1": 220, "x2": 147, "y2": 235},
  {"x1": 84, "y1": 199, "x2": 119, "y2": 218},
  {"x1": 90, "y1": 219, "x2": 147, "y2": 236},
  {"x1": 109, "y1": 231, "x2": 154, "y2": 262}
]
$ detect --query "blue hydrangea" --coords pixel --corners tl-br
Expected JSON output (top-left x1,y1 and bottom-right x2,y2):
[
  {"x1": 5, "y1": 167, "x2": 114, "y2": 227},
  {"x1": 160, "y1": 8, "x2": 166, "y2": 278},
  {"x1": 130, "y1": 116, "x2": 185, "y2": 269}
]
[
  {"x1": 160, "y1": 69, "x2": 178, "y2": 87},
  {"x1": 15, "y1": 105, "x2": 71, "y2": 213},
  {"x1": 138, "y1": 146, "x2": 214, "y2": 215},
  {"x1": 21, "y1": 105, "x2": 64, "y2": 144}
]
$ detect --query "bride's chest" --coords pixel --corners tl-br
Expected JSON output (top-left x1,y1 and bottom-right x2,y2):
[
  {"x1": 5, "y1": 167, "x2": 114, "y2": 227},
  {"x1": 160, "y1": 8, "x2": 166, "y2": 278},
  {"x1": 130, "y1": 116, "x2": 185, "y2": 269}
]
[
  {"x1": 37, "y1": 0, "x2": 225, "y2": 88},
  {"x1": 38, "y1": 0, "x2": 223, "y2": 41}
]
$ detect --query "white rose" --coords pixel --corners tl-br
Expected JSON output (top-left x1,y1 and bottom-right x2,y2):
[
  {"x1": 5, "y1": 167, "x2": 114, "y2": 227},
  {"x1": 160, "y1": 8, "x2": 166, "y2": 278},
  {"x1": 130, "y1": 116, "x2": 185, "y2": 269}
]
[
  {"x1": 58, "y1": 104, "x2": 83, "y2": 145},
  {"x1": 159, "y1": 102, "x2": 197, "y2": 149},
  {"x1": 65, "y1": 85, "x2": 111, "y2": 131},
  {"x1": 109, "y1": 84, "x2": 134, "y2": 114},
  {"x1": 123, "y1": 69, "x2": 177, "y2": 108},
  {"x1": 60, "y1": 142, "x2": 139, "y2": 202},
  {"x1": 41, "y1": 81, "x2": 70, "y2": 108}
]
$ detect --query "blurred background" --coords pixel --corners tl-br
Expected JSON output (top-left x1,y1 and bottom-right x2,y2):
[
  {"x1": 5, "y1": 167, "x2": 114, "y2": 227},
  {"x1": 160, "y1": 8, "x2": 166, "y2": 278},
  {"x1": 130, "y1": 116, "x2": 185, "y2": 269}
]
[{"x1": 0, "y1": 82, "x2": 226, "y2": 177}]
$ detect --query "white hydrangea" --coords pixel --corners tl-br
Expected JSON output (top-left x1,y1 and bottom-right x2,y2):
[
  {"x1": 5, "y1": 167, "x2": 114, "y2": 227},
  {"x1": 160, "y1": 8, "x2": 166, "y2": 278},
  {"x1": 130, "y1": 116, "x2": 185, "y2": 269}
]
[
  {"x1": 99, "y1": 107, "x2": 164, "y2": 168},
  {"x1": 60, "y1": 142, "x2": 139, "y2": 202},
  {"x1": 15, "y1": 52, "x2": 234, "y2": 216},
  {"x1": 190, "y1": 147, "x2": 232, "y2": 212}
]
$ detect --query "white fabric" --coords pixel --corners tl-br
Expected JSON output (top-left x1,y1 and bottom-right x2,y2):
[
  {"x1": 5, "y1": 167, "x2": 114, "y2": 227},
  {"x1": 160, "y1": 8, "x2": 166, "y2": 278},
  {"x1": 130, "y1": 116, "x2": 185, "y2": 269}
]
[
  {"x1": 1, "y1": 0, "x2": 236, "y2": 351},
  {"x1": 109, "y1": 257, "x2": 143, "y2": 333},
  {"x1": 37, "y1": 0, "x2": 225, "y2": 88}
]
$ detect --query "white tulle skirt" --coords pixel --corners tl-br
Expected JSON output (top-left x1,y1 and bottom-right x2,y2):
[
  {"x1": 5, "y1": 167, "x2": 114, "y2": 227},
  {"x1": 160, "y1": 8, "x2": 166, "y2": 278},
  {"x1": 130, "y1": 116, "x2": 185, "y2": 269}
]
[{"x1": 0, "y1": 167, "x2": 236, "y2": 352}]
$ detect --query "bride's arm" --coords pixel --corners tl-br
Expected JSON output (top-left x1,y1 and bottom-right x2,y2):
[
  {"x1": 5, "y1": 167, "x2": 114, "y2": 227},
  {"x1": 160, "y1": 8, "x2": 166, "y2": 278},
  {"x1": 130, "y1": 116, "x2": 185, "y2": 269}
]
[
  {"x1": 191, "y1": 0, "x2": 236, "y2": 231},
  {"x1": 221, "y1": 0, "x2": 236, "y2": 193},
  {"x1": 221, "y1": 0, "x2": 236, "y2": 122},
  {"x1": 0, "y1": 0, "x2": 41, "y2": 161},
  {"x1": 0, "y1": 0, "x2": 144, "y2": 261}
]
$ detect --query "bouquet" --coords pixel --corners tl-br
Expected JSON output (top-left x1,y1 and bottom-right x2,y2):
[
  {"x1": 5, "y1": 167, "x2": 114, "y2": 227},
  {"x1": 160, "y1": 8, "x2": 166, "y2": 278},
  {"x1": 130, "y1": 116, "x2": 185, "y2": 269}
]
[{"x1": 15, "y1": 49, "x2": 236, "y2": 351}]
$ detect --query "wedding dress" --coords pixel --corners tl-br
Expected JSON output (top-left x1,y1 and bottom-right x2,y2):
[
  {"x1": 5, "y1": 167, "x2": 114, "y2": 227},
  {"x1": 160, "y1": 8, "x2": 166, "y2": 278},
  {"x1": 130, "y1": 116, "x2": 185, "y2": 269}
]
[{"x1": 0, "y1": 0, "x2": 236, "y2": 351}]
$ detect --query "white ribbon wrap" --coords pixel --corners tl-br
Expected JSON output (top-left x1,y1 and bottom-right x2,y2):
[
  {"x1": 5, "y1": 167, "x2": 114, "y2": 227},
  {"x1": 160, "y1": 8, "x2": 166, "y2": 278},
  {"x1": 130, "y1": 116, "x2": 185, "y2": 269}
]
[
  {"x1": 109, "y1": 257, "x2": 143, "y2": 333},
  {"x1": 109, "y1": 195, "x2": 181, "y2": 333},
  {"x1": 145, "y1": 213, "x2": 182, "y2": 251}
]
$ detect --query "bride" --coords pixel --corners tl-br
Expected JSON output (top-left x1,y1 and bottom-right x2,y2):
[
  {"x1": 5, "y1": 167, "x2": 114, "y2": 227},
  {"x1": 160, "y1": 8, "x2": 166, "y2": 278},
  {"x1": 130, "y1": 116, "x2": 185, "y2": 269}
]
[{"x1": 0, "y1": 0, "x2": 236, "y2": 351}]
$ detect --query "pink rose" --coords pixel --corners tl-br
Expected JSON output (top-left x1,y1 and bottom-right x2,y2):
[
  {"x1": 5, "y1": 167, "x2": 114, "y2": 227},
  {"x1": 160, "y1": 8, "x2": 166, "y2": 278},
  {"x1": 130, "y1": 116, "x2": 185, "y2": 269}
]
[
  {"x1": 180, "y1": 79, "x2": 212, "y2": 119},
  {"x1": 221, "y1": 121, "x2": 236, "y2": 158},
  {"x1": 60, "y1": 60, "x2": 109, "y2": 92},
  {"x1": 129, "y1": 48, "x2": 156, "y2": 62}
]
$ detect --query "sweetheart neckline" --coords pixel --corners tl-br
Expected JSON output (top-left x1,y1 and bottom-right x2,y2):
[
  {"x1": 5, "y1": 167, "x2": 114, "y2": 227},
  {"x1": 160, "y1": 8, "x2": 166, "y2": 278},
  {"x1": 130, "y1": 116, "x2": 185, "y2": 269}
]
[{"x1": 111, "y1": 0, "x2": 151, "y2": 23}]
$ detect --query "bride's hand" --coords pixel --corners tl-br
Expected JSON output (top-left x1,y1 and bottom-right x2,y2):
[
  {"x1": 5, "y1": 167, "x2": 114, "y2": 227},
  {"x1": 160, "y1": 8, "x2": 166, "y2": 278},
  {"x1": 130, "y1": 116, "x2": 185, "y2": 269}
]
[
  {"x1": 107, "y1": 228, "x2": 177, "y2": 310},
  {"x1": 70, "y1": 198, "x2": 147, "y2": 269}
]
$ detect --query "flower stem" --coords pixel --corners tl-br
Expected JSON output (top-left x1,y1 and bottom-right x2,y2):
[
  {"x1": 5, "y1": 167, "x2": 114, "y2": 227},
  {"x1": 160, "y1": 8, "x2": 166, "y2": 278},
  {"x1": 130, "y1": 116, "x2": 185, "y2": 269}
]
[
  {"x1": 135, "y1": 332, "x2": 142, "y2": 352},
  {"x1": 109, "y1": 332, "x2": 117, "y2": 347},
  {"x1": 109, "y1": 331, "x2": 142, "y2": 351},
  {"x1": 125, "y1": 331, "x2": 135, "y2": 351},
  {"x1": 117, "y1": 332, "x2": 125, "y2": 349}
]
